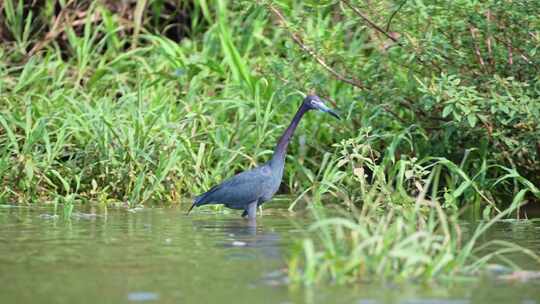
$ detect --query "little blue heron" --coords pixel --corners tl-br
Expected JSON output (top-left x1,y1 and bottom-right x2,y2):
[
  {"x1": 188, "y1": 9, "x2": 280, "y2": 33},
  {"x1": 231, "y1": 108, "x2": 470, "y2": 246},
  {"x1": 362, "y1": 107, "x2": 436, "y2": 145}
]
[{"x1": 187, "y1": 95, "x2": 340, "y2": 220}]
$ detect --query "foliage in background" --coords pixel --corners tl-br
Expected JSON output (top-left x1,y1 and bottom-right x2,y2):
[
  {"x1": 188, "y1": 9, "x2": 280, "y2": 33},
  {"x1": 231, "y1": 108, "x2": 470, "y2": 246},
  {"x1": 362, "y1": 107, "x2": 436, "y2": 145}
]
[{"x1": 1, "y1": 0, "x2": 538, "y2": 212}]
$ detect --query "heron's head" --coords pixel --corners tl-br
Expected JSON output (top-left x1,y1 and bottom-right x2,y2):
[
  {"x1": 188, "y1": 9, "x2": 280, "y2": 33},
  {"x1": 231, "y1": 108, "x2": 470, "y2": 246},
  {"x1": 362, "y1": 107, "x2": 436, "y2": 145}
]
[{"x1": 303, "y1": 95, "x2": 340, "y2": 119}]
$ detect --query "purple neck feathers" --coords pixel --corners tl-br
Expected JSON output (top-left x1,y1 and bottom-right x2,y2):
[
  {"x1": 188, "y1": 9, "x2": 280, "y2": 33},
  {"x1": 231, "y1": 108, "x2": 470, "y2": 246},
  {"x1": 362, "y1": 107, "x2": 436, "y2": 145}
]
[{"x1": 270, "y1": 104, "x2": 309, "y2": 168}]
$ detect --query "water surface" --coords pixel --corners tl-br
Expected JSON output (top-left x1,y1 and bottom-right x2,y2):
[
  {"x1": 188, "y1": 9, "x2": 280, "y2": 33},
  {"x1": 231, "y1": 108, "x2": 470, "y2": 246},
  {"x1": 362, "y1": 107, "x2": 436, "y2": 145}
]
[{"x1": 0, "y1": 206, "x2": 539, "y2": 303}]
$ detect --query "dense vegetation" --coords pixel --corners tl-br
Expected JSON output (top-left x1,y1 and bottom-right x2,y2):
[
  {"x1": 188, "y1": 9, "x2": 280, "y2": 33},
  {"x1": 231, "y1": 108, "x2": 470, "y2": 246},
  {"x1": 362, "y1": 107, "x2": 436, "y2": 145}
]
[{"x1": 1, "y1": 0, "x2": 539, "y2": 283}]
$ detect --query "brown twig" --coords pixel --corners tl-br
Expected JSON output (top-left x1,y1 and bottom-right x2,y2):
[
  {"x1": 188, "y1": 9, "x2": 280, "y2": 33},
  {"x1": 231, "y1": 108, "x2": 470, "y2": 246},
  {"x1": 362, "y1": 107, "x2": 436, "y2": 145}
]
[
  {"x1": 467, "y1": 19, "x2": 536, "y2": 70},
  {"x1": 26, "y1": 2, "x2": 134, "y2": 58},
  {"x1": 485, "y1": 10, "x2": 495, "y2": 68},
  {"x1": 469, "y1": 26, "x2": 485, "y2": 67},
  {"x1": 341, "y1": 0, "x2": 402, "y2": 46},
  {"x1": 341, "y1": 0, "x2": 447, "y2": 73},
  {"x1": 385, "y1": 0, "x2": 408, "y2": 32},
  {"x1": 267, "y1": 4, "x2": 365, "y2": 90},
  {"x1": 492, "y1": 35, "x2": 533, "y2": 65},
  {"x1": 27, "y1": 1, "x2": 76, "y2": 57},
  {"x1": 507, "y1": 38, "x2": 513, "y2": 65}
]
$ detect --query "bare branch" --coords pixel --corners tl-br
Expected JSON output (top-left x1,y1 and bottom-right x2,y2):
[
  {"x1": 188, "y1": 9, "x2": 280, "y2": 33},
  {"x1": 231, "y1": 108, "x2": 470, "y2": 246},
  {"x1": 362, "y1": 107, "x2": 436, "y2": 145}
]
[
  {"x1": 267, "y1": 4, "x2": 365, "y2": 90},
  {"x1": 485, "y1": 10, "x2": 495, "y2": 67},
  {"x1": 342, "y1": 0, "x2": 402, "y2": 46},
  {"x1": 341, "y1": 0, "x2": 448, "y2": 72},
  {"x1": 385, "y1": 0, "x2": 408, "y2": 33},
  {"x1": 469, "y1": 26, "x2": 485, "y2": 67}
]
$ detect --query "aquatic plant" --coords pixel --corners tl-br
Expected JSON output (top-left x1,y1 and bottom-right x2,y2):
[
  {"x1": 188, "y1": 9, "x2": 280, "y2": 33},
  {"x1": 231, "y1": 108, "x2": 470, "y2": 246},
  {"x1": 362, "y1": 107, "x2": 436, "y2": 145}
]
[
  {"x1": 289, "y1": 199, "x2": 540, "y2": 284},
  {"x1": 286, "y1": 124, "x2": 540, "y2": 283},
  {"x1": 288, "y1": 138, "x2": 540, "y2": 283}
]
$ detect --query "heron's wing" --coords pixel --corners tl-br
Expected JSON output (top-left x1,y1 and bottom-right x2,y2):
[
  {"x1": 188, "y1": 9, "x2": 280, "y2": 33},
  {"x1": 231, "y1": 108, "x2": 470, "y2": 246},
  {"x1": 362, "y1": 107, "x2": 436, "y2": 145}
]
[{"x1": 194, "y1": 166, "x2": 269, "y2": 206}]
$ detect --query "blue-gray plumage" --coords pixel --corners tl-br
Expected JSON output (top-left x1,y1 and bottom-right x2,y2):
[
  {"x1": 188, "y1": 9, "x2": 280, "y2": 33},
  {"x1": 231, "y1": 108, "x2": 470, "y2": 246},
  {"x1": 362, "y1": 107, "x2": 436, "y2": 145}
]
[{"x1": 187, "y1": 95, "x2": 340, "y2": 220}]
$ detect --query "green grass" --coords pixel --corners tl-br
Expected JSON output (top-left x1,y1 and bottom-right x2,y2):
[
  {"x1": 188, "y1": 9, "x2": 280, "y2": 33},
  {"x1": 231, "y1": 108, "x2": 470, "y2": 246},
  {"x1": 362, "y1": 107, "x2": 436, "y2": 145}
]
[
  {"x1": 1, "y1": 0, "x2": 539, "y2": 284},
  {"x1": 288, "y1": 148, "x2": 540, "y2": 284}
]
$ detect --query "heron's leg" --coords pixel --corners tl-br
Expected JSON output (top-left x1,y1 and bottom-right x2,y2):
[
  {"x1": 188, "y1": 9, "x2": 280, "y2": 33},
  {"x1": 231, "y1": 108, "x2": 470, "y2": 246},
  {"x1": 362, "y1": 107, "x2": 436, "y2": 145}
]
[
  {"x1": 247, "y1": 217, "x2": 257, "y2": 227},
  {"x1": 241, "y1": 209, "x2": 248, "y2": 218},
  {"x1": 246, "y1": 201, "x2": 258, "y2": 220}
]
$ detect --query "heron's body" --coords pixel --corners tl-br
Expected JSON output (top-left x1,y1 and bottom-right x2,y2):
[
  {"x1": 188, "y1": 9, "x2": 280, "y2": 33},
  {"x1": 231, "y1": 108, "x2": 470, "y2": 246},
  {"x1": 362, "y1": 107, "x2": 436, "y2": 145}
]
[
  {"x1": 188, "y1": 95, "x2": 339, "y2": 220},
  {"x1": 192, "y1": 162, "x2": 280, "y2": 215}
]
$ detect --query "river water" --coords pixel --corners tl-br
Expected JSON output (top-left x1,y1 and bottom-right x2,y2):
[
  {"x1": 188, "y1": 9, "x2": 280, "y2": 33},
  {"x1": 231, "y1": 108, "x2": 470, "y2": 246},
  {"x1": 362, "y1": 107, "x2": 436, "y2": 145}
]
[{"x1": 0, "y1": 206, "x2": 538, "y2": 303}]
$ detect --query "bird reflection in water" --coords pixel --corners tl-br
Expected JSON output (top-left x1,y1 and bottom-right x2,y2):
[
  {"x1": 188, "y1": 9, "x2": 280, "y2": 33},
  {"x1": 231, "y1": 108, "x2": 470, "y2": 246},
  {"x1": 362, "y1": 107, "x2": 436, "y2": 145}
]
[{"x1": 191, "y1": 218, "x2": 282, "y2": 260}]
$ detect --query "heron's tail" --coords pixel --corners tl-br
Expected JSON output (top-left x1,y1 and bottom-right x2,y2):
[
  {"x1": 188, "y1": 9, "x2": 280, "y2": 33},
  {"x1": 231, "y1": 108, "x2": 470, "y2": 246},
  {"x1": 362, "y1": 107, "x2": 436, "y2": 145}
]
[
  {"x1": 186, "y1": 202, "x2": 196, "y2": 215},
  {"x1": 187, "y1": 185, "x2": 220, "y2": 215},
  {"x1": 186, "y1": 194, "x2": 204, "y2": 215}
]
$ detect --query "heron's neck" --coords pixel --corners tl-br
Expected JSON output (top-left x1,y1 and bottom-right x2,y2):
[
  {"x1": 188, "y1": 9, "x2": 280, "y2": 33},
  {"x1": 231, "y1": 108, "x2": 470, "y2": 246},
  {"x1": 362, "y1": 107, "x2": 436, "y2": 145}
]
[{"x1": 270, "y1": 104, "x2": 308, "y2": 169}]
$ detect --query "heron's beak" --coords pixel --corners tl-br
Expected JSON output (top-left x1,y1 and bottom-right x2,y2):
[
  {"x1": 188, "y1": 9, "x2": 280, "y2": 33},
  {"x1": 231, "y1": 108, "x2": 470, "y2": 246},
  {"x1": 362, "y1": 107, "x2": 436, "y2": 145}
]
[{"x1": 317, "y1": 103, "x2": 341, "y2": 120}]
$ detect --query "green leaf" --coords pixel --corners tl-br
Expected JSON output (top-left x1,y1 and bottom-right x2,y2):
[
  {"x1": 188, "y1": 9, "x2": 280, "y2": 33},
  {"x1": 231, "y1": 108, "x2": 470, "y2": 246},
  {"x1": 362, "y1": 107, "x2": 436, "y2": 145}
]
[
  {"x1": 467, "y1": 114, "x2": 477, "y2": 127},
  {"x1": 442, "y1": 105, "x2": 453, "y2": 118}
]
